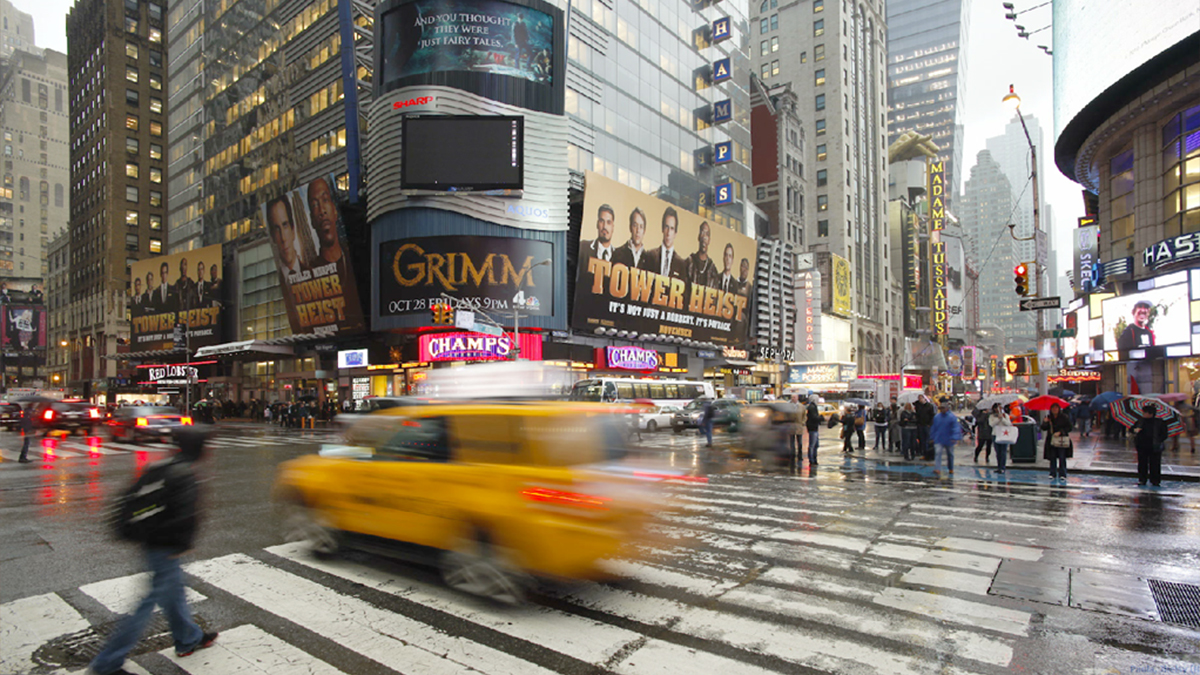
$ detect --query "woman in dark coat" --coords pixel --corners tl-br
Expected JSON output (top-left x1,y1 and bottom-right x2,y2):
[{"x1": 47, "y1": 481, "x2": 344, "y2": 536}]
[
  {"x1": 840, "y1": 408, "x2": 857, "y2": 454},
  {"x1": 1041, "y1": 403, "x2": 1073, "y2": 481},
  {"x1": 974, "y1": 407, "x2": 993, "y2": 463}
]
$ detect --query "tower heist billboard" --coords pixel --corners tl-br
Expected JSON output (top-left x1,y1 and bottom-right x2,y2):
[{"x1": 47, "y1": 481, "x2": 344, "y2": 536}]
[
  {"x1": 129, "y1": 244, "x2": 224, "y2": 352},
  {"x1": 572, "y1": 171, "x2": 756, "y2": 346},
  {"x1": 260, "y1": 175, "x2": 366, "y2": 337}
]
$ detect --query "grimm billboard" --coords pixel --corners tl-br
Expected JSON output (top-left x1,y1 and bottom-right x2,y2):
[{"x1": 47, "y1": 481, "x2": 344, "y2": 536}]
[
  {"x1": 260, "y1": 175, "x2": 366, "y2": 337},
  {"x1": 572, "y1": 171, "x2": 756, "y2": 346},
  {"x1": 378, "y1": 235, "x2": 554, "y2": 319},
  {"x1": 129, "y1": 244, "x2": 224, "y2": 352}
]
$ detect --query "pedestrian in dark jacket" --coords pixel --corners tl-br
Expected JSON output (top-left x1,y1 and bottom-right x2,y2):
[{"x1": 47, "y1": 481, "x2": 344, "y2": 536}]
[
  {"x1": 90, "y1": 427, "x2": 218, "y2": 675},
  {"x1": 888, "y1": 396, "x2": 901, "y2": 452},
  {"x1": 840, "y1": 408, "x2": 857, "y2": 454},
  {"x1": 974, "y1": 407, "x2": 993, "y2": 463},
  {"x1": 17, "y1": 404, "x2": 34, "y2": 463},
  {"x1": 929, "y1": 401, "x2": 963, "y2": 476},
  {"x1": 805, "y1": 398, "x2": 821, "y2": 466},
  {"x1": 853, "y1": 405, "x2": 867, "y2": 450},
  {"x1": 915, "y1": 396, "x2": 936, "y2": 460},
  {"x1": 872, "y1": 402, "x2": 890, "y2": 451},
  {"x1": 1041, "y1": 403, "x2": 1073, "y2": 481},
  {"x1": 899, "y1": 403, "x2": 918, "y2": 460},
  {"x1": 1131, "y1": 406, "x2": 1167, "y2": 486}
]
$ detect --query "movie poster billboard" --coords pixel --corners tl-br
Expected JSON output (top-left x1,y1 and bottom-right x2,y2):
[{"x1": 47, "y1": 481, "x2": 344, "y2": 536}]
[
  {"x1": 379, "y1": 0, "x2": 555, "y2": 90},
  {"x1": 260, "y1": 175, "x2": 365, "y2": 337},
  {"x1": 0, "y1": 279, "x2": 44, "y2": 304},
  {"x1": 831, "y1": 254, "x2": 851, "y2": 317},
  {"x1": 129, "y1": 244, "x2": 224, "y2": 352},
  {"x1": 1, "y1": 304, "x2": 46, "y2": 350},
  {"x1": 378, "y1": 235, "x2": 554, "y2": 320},
  {"x1": 572, "y1": 170, "x2": 756, "y2": 346}
]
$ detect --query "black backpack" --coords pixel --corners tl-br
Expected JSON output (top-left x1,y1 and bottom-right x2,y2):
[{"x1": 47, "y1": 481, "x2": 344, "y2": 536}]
[{"x1": 112, "y1": 462, "x2": 176, "y2": 542}]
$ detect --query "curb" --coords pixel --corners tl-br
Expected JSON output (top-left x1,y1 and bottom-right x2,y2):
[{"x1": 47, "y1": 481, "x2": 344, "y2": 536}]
[{"x1": 843, "y1": 451, "x2": 1200, "y2": 483}]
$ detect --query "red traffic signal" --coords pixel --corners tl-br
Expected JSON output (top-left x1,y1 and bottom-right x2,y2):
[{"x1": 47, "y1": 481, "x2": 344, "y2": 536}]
[{"x1": 1013, "y1": 263, "x2": 1029, "y2": 297}]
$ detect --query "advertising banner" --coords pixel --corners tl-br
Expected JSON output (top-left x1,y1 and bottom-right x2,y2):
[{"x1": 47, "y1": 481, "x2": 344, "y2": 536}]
[
  {"x1": 379, "y1": 0, "x2": 554, "y2": 89},
  {"x1": 379, "y1": 235, "x2": 554, "y2": 320},
  {"x1": 787, "y1": 362, "x2": 857, "y2": 385},
  {"x1": 945, "y1": 235, "x2": 965, "y2": 331},
  {"x1": 1, "y1": 304, "x2": 46, "y2": 350},
  {"x1": 1101, "y1": 283, "x2": 1191, "y2": 353},
  {"x1": 830, "y1": 254, "x2": 851, "y2": 317},
  {"x1": 572, "y1": 171, "x2": 756, "y2": 346},
  {"x1": 260, "y1": 175, "x2": 365, "y2": 338},
  {"x1": 1074, "y1": 221, "x2": 1100, "y2": 293},
  {"x1": 129, "y1": 244, "x2": 224, "y2": 352},
  {"x1": 0, "y1": 279, "x2": 44, "y2": 304},
  {"x1": 417, "y1": 330, "x2": 542, "y2": 361}
]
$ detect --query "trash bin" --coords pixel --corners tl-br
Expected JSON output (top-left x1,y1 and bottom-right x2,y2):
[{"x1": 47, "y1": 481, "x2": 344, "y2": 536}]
[{"x1": 1011, "y1": 421, "x2": 1039, "y2": 463}]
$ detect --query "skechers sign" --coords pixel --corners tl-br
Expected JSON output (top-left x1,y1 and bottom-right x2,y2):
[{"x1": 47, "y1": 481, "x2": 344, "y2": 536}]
[
  {"x1": 418, "y1": 331, "x2": 543, "y2": 361},
  {"x1": 1143, "y1": 232, "x2": 1200, "y2": 271},
  {"x1": 606, "y1": 346, "x2": 658, "y2": 371}
]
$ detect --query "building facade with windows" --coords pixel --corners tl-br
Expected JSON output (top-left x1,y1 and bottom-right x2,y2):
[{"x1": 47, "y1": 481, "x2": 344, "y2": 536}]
[
  {"x1": 885, "y1": 0, "x2": 967, "y2": 207},
  {"x1": 0, "y1": 0, "x2": 35, "y2": 62},
  {"x1": 748, "y1": 0, "x2": 897, "y2": 375},
  {"x1": 65, "y1": 0, "x2": 169, "y2": 397}
]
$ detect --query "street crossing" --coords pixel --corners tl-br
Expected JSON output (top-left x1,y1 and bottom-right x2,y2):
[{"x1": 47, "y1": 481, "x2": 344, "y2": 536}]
[
  {"x1": 0, "y1": 431, "x2": 342, "y2": 464},
  {"x1": 2, "y1": 472, "x2": 1197, "y2": 675}
]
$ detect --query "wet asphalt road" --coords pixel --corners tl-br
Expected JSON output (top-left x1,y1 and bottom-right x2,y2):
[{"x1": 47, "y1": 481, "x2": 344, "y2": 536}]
[{"x1": 2, "y1": 423, "x2": 1200, "y2": 674}]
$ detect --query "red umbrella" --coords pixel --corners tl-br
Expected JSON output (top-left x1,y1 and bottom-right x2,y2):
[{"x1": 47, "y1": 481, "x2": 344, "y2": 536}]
[{"x1": 1024, "y1": 395, "x2": 1070, "y2": 411}]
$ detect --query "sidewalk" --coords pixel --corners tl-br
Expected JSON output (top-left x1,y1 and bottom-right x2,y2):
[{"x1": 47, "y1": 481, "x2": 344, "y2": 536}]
[{"x1": 843, "y1": 429, "x2": 1200, "y2": 482}]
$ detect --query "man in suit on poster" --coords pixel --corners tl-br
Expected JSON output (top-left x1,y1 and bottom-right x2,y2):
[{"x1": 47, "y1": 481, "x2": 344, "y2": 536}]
[
  {"x1": 647, "y1": 207, "x2": 685, "y2": 279},
  {"x1": 612, "y1": 207, "x2": 653, "y2": 271},
  {"x1": 581, "y1": 203, "x2": 616, "y2": 262},
  {"x1": 715, "y1": 243, "x2": 738, "y2": 294},
  {"x1": 153, "y1": 261, "x2": 174, "y2": 313}
]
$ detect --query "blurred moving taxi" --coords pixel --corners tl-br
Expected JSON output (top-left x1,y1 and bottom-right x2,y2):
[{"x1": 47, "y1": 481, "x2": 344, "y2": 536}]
[
  {"x1": 274, "y1": 399, "x2": 674, "y2": 604},
  {"x1": 106, "y1": 405, "x2": 193, "y2": 443}
]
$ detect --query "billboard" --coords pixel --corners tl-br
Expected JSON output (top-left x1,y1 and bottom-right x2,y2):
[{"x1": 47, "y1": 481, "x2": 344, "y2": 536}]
[
  {"x1": 1074, "y1": 222, "x2": 1100, "y2": 294},
  {"x1": 379, "y1": 0, "x2": 554, "y2": 90},
  {"x1": 945, "y1": 235, "x2": 965, "y2": 331},
  {"x1": 260, "y1": 175, "x2": 366, "y2": 337},
  {"x1": 1, "y1": 304, "x2": 46, "y2": 350},
  {"x1": 1101, "y1": 283, "x2": 1191, "y2": 353},
  {"x1": 830, "y1": 254, "x2": 851, "y2": 317},
  {"x1": 379, "y1": 235, "x2": 554, "y2": 320},
  {"x1": 572, "y1": 170, "x2": 755, "y2": 346},
  {"x1": 418, "y1": 330, "x2": 542, "y2": 361},
  {"x1": 129, "y1": 244, "x2": 224, "y2": 352},
  {"x1": 0, "y1": 279, "x2": 44, "y2": 304}
]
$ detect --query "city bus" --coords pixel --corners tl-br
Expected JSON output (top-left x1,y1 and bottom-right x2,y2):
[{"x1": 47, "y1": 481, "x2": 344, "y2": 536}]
[{"x1": 568, "y1": 377, "x2": 716, "y2": 407}]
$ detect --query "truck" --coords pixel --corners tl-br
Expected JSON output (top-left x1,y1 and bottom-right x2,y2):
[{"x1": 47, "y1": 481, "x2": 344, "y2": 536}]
[{"x1": 846, "y1": 379, "x2": 900, "y2": 404}]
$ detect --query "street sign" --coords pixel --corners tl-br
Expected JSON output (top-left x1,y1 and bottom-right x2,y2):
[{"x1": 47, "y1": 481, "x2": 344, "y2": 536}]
[
  {"x1": 1051, "y1": 328, "x2": 1076, "y2": 338},
  {"x1": 1019, "y1": 296, "x2": 1061, "y2": 311},
  {"x1": 454, "y1": 310, "x2": 476, "y2": 330},
  {"x1": 472, "y1": 323, "x2": 504, "y2": 337}
]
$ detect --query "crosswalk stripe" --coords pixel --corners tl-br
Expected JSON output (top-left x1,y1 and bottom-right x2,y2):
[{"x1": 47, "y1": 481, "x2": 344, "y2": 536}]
[
  {"x1": 909, "y1": 503, "x2": 1064, "y2": 527},
  {"x1": 917, "y1": 549, "x2": 1003, "y2": 575},
  {"x1": 265, "y1": 543, "x2": 781, "y2": 675},
  {"x1": 159, "y1": 624, "x2": 347, "y2": 675},
  {"x1": 872, "y1": 587, "x2": 1031, "y2": 636},
  {"x1": 55, "y1": 440, "x2": 123, "y2": 455},
  {"x1": 900, "y1": 567, "x2": 994, "y2": 595},
  {"x1": 80, "y1": 573, "x2": 206, "y2": 614},
  {"x1": 187, "y1": 552, "x2": 564, "y2": 675},
  {"x1": 0, "y1": 593, "x2": 90, "y2": 675},
  {"x1": 934, "y1": 536, "x2": 1044, "y2": 561}
]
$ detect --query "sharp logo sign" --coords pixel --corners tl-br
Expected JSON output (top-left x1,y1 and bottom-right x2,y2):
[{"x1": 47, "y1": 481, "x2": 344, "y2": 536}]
[{"x1": 393, "y1": 96, "x2": 435, "y2": 109}]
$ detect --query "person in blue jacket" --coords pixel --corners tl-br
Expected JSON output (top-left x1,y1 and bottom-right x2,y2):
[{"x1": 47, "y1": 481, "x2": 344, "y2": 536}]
[{"x1": 929, "y1": 400, "x2": 963, "y2": 477}]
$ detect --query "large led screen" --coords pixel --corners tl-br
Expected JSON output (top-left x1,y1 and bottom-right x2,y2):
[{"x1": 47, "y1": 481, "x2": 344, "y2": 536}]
[
  {"x1": 129, "y1": 244, "x2": 224, "y2": 352},
  {"x1": 572, "y1": 170, "x2": 756, "y2": 346},
  {"x1": 1053, "y1": 0, "x2": 1199, "y2": 140},
  {"x1": 402, "y1": 116, "x2": 523, "y2": 191},
  {"x1": 380, "y1": 0, "x2": 554, "y2": 91},
  {"x1": 1101, "y1": 284, "x2": 1191, "y2": 353}
]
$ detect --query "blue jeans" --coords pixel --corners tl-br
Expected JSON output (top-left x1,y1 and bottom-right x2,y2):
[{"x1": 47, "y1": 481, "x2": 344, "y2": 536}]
[
  {"x1": 807, "y1": 429, "x2": 820, "y2": 464},
  {"x1": 90, "y1": 548, "x2": 203, "y2": 675},
  {"x1": 934, "y1": 443, "x2": 955, "y2": 473},
  {"x1": 995, "y1": 443, "x2": 1009, "y2": 472},
  {"x1": 901, "y1": 428, "x2": 915, "y2": 459},
  {"x1": 701, "y1": 419, "x2": 713, "y2": 446},
  {"x1": 1049, "y1": 447, "x2": 1068, "y2": 478},
  {"x1": 874, "y1": 425, "x2": 888, "y2": 449}
]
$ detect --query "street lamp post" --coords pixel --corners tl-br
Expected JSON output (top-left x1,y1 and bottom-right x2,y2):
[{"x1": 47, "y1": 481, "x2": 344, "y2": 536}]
[{"x1": 1002, "y1": 84, "x2": 1049, "y2": 396}]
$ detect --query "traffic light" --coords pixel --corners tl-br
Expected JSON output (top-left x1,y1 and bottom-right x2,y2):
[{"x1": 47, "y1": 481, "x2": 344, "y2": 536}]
[
  {"x1": 430, "y1": 302, "x2": 455, "y2": 325},
  {"x1": 1006, "y1": 355, "x2": 1028, "y2": 376},
  {"x1": 1013, "y1": 263, "x2": 1030, "y2": 296}
]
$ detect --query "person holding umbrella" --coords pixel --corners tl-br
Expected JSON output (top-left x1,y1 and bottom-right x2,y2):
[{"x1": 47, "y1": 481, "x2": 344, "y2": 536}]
[
  {"x1": 1131, "y1": 404, "x2": 1167, "y2": 486},
  {"x1": 973, "y1": 406, "x2": 992, "y2": 464},
  {"x1": 989, "y1": 404, "x2": 1015, "y2": 474},
  {"x1": 1041, "y1": 403, "x2": 1073, "y2": 481}
]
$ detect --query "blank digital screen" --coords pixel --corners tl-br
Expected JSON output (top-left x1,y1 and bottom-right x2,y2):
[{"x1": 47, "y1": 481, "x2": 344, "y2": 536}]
[{"x1": 401, "y1": 116, "x2": 524, "y2": 192}]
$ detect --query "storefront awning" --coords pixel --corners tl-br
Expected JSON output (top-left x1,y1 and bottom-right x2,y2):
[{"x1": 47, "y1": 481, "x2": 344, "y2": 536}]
[
  {"x1": 194, "y1": 340, "x2": 295, "y2": 358},
  {"x1": 723, "y1": 359, "x2": 758, "y2": 367},
  {"x1": 104, "y1": 347, "x2": 186, "y2": 360}
]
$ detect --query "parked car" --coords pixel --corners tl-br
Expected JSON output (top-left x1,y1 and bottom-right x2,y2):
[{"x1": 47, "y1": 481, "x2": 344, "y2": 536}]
[
  {"x1": 105, "y1": 406, "x2": 193, "y2": 443},
  {"x1": 0, "y1": 402, "x2": 23, "y2": 430},
  {"x1": 637, "y1": 405, "x2": 680, "y2": 431},
  {"x1": 274, "y1": 400, "x2": 675, "y2": 604},
  {"x1": 671, "y1": 398, "x2": 742, "y2": 433},
  {"x1": 32, "y1": 400, "x2": 103, "y2": 436}
]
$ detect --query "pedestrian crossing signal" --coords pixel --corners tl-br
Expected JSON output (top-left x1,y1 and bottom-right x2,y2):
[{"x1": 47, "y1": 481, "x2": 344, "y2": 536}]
[
  {"x1": 430, "y1": 303, "x2": 454, "y2": 325},
  {"x1": 1013, "y1": 263, "x2": 1029, "y2": 297},
  {"x1": 1006, "y1": 356, "x2": 1028, "y2": 376}
]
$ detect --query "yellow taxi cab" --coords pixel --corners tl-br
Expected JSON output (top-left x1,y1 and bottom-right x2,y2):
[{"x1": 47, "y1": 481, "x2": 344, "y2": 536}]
[{"x1": 274, "y1": 399, "x2": 674, "y2": 603}]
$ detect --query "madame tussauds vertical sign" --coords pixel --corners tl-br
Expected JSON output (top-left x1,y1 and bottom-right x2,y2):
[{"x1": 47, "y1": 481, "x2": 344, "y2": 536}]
[{"x1": 928, "y1": 160, "x2": 947, "y2": 338}]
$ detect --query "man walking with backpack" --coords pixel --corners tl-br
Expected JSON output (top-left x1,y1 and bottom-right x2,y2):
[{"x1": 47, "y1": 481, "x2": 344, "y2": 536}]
[{"x1": 90, "y1": 426, "x2": 218, "y2": 675}]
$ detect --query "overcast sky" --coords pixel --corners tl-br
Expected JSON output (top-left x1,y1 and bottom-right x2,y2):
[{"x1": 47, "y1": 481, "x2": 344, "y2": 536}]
[{"x1": 19, "y1": 0, "x2": 1080, "y2": 275}]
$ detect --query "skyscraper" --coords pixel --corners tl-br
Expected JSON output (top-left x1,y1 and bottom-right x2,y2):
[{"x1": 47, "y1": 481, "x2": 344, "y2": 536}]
[
  {"x1": 886, "y1": 0, "x2": 969, "y2": 206},
  {"x1": 66, "y1": 0, "x2": 169, "y2": 394},
  {"x1": 749, "y1": 0, "x2": 894, "y2": 373},
  {"x1": 0, "y1": 0, "x2": 35, "y2": 61},
  {"x1": 985, "y1": 112, "x2": 1046, "y2": 272},
  {"x1": 960, "y1": 149, "x2": 1034, "y2": 353}
]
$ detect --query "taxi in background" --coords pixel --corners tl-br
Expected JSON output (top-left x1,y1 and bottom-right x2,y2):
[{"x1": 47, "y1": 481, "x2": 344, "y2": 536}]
[{"x1": 274, "y1": 396, "x2": 679, "y2": 604}]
